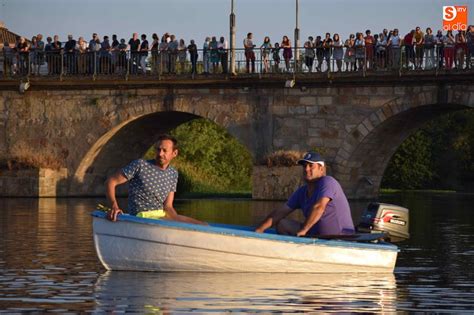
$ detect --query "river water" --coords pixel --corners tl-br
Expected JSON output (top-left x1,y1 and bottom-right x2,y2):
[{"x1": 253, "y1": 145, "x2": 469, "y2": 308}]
[{"x1": 0, "y1": 193, "x2": 473, "y2": 313}]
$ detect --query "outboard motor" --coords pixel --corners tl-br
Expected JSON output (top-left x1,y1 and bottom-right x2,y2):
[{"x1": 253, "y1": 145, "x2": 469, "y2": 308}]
[{"x1": 357, "y1": 202, "x2": 410, "y2": 242}]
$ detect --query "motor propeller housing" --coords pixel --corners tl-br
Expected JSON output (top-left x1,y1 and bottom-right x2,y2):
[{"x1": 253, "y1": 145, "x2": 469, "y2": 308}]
[{"x1": 357, "y1": 203, "x2": 410, "y2": 242}]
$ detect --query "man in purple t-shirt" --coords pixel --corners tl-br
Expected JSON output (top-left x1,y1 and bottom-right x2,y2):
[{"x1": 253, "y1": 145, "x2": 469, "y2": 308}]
[{"x1": 255, "y1": 152, "x2": 354, "y2": 236}]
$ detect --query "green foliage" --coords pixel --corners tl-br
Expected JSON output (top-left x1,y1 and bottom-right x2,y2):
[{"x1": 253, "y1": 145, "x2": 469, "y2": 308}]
[
  {"x1": 382, "y1": 131, "x2": 434, "y2": 189},
  {"x1": 382, "y1": 109, "x2": 474, "y2": 191},
  {"x1": 426, "y1": 110, "x2": 474, "y2": 189},
  {"x1": 145, "y1": 118, "x2": 252, "y2": 195}
]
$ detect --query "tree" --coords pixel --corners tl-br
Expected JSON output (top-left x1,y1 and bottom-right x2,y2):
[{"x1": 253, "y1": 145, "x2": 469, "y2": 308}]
[{"x1": 382, "y1": 130, "x2": 434, "y2": 189}]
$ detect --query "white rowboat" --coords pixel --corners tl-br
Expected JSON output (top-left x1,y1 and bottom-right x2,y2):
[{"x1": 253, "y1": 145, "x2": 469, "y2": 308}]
[{"x1": 92, "y1": 210, "x2": 399, "y2": 273}]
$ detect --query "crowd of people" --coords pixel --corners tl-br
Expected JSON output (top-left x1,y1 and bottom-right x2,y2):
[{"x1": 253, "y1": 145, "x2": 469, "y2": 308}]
[
  {"x1": 2, "y1": 25, "x2": 474, "y2": 77},
  {"x1": 245, "y1": 26, "x2": 474, "y2": 73}
]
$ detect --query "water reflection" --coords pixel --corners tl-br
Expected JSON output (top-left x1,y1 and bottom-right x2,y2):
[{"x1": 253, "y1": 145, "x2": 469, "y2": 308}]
[
  {"x1": 95, "y1": 271, "x2": 397, "y2": 313},
  {"x1": 0, "y1": 194, "x2": 473, "y2": 312},
  {"x1": 0, "y1": 198, "x2": 102, "y2": 312}
]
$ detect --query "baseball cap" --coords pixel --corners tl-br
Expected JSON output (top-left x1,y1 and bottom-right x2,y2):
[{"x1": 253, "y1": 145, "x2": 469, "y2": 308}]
[{"x1": 297, "y1": 152, "x2": 325, "y2": 166}]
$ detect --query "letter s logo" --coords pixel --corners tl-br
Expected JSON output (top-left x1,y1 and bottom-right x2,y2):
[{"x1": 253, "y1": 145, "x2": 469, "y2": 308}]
[{"x1": 443, "y1": 6, "x2": 457, "y2": 21}]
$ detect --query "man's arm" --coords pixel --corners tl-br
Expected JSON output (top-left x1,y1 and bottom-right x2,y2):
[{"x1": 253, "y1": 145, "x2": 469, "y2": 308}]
[
  {"x1": 163, "y1": 192, "x2": 207, "y2": 225},
  {"x1": 105, "y1": 170, "x2": 128, "y2": 221},
  {"x1": 255, "y1": 204, "x2": 294, "y2": 233},
  {"x1": 296, "y1": 197, "x2": 331, "y2": 237}
]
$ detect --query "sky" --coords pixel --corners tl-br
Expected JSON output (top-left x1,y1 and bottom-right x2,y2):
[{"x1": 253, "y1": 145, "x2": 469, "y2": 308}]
[{"x1": 1, "y1": 0, "x2": 473, "y2": 46}]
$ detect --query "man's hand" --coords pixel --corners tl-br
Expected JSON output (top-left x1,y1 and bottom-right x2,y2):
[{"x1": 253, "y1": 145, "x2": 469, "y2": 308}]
[
  {"x1": 107, "y1": 205, "x2": 123, "y2": 222},
  {"x1": 297, "y1": 197, "x2": 330, "y2": 237},
  {"x1": 105, "y1": 171, "x2": 128, "y2": 222},
  {"x1": 255, "y1": 227, "x2": 265, "y2": 233},
  {"x1": 296, "y1": 229, "x2": 308, "y2": 237},
  {"x1": 255, "y1": 205, "x2": 294, "y2": 234}
]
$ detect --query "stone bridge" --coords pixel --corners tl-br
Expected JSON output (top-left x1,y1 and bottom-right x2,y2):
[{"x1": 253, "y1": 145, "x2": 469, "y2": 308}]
[{"x1": 0, "y1": 73, "x2": 473, "y2": 199}]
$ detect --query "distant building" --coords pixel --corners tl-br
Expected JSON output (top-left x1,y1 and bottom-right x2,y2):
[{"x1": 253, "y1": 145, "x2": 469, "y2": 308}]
[
  {"x1": 0, "y1": 21, "x2": 24, "y2": 48},
  {"x1": 1, "y1": 21, "x2": 29, "y2": 76}
]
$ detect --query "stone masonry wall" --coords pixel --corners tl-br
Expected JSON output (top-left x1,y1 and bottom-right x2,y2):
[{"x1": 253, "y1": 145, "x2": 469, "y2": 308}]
[
  {"x1": 253, "y1": 166, "x2": 303, "y2": 200},
  {"x1": 0, "y1": 168, "x2": 68, "y2": 197}
]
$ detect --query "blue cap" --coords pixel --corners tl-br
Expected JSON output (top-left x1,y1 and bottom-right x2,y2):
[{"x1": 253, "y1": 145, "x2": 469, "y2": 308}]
[{"x1": 297, "y1": 152, "x2": 325, "y2": 166}]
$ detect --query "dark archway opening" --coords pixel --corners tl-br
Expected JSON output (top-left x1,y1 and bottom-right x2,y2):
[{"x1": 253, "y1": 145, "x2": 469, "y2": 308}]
[
  {"x1": 381, "y1": 108, "x2": 474, "y2": 192},
  {"x1": 338, "y1": 103, "x2": 469, "y2": 199}
]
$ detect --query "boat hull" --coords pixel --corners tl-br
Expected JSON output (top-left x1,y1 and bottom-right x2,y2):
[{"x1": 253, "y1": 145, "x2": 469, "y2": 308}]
[{"x1": 92, "y1": 211, "x2": 398, "y2": 273}]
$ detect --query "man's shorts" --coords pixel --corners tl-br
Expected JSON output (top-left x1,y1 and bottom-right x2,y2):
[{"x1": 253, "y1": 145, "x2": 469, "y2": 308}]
[{"x1": 136, "y1": 210, "x2": 167, "y2": 220}]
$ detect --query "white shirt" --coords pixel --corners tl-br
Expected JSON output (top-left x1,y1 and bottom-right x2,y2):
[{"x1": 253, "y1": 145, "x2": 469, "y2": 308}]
[
  {"x1": 243, "y1": 38, "x2": 254, "y2": 50},
  {"x1": 218, "y1": 40, "x2": 228, "y2": 49}
]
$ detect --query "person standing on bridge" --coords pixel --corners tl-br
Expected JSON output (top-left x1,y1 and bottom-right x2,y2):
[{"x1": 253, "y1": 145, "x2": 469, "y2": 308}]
[
  {"x1": 272, "y1": 42, "x2": 281, "y2": 72},
  {"x1": 188, "y1": 39, "x2": 198, "y2": 75},
  {"x1": 243, "y1": 32, "x2": 256, "y2": 73},
  {"x1": 423, "y1": 28, "x2": 435, "y2": 70},
  {"x1": 467, "y1": 25, "x2": 474, "y2": 69},
  {"x1": 388, "y1": 29, "x2": 401, "y2": 70},
  {"x1": 255, "y1": 152, "x2": 354, "y2": 237},
  {"x1": 303, "y1": 36, "x2": 315, "y2": 72},
  {"x1": 414, "y1": 26, "x2": 424, "y2": 70},
  {"x1": 203, "y1": 37, "x2": 211, "y2": 75},
  {"x1": 218, "y1": 36, "x2": 229, "y2": 74},
  {"x1": 443, "y1": 30, "x2": 455, "y2": 70},
  {"x1": 260, "y1": 36, "x2": 273, "y2": 73},
  {"x1": 281, "y1": 35, "x2": 292, "y2": 72},
  {"x1": 105, "y1": 134, "x2": 206, "y2": 226},
  {"x1": 139, "y1": 34, "x2": 149, "y2": 75},
  {"x1": 128, "y1": 33, "x2": 140, "y2": 74}
]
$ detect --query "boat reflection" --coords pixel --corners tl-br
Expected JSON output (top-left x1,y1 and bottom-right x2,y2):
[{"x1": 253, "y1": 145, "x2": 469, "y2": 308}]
[{"x1": 94, "y1": 271, "x2": 397, "y2": 312}]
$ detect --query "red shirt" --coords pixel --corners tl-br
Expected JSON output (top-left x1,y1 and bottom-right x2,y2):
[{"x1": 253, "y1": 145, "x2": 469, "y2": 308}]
[
  {"x1": 365, "y1": 35, "x2": 374, "y2": 46},
  {"x1": 404, "y1": 33, "x2": 414, "y2": 46}
]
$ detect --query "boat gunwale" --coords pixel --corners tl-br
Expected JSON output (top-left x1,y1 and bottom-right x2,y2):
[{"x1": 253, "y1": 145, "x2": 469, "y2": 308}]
[{"x1": 91, "y1": 210, "x2": 399, "y2": 252}]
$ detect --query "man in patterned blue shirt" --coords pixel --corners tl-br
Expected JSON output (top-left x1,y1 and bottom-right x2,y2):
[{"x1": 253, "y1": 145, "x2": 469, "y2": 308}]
[{"x1": 105, "y1": 134, "x2": 206, "y2": 225}]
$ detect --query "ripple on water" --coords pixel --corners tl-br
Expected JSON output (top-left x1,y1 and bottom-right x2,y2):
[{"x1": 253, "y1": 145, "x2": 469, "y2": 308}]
[{"x1": 1, "y1": 195, "x2": 474, "y2": 312}]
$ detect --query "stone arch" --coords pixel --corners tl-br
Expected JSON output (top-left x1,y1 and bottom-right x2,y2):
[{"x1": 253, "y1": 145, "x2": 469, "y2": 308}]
[
  {"x1": 70, "y1": 106, "x2": 258, "y2": 196},
  {"x1": 71, "y1": 111, "x2": 198, "y2": 195},
  {"x1": 333, "y1": 87, "x2": 473, "y2": 198}
]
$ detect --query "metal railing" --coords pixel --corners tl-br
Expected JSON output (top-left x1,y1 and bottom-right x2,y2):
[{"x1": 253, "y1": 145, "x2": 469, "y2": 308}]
[{"x1": 1, "y1": 45, "x2": 473, "y2": 80}]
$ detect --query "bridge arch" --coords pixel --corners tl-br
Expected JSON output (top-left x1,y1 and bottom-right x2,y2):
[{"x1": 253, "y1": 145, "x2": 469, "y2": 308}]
[
  {"x1": 332, "y1": 86, "x2": 473, "y2": 198},
  {"x1": 71, "y1": 109, "x2": 255, "y2": 196}
]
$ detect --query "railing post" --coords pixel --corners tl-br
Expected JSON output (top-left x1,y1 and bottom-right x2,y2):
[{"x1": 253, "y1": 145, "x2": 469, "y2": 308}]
[
  {"x1": 328, "y1": 47, "x2": 331, "y2": 74},
  {"x1": 125, "y1": 50, "x2": 130, "y2": 80},
  {"x1": 93, "y1": 51, "x2": 97, "y2": 81},
  {"x1": 59, "y1": 51, "x2": 64, "y2": 81},
  {"x1": 229, "y1": 0, "x2": 236, "y2": 75},
  {"x1": 363, "y1": 46, "x2": 366, "y2": 77},
  {"x1": 327, "y1": 50, "x2": 331, "y2": 78},
  {"x1": 157, "y1": 50, "x2": 161, "y2": 80},
  {"x1": 399, "y1": 47, "x2": 402, "y2": 77}
]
